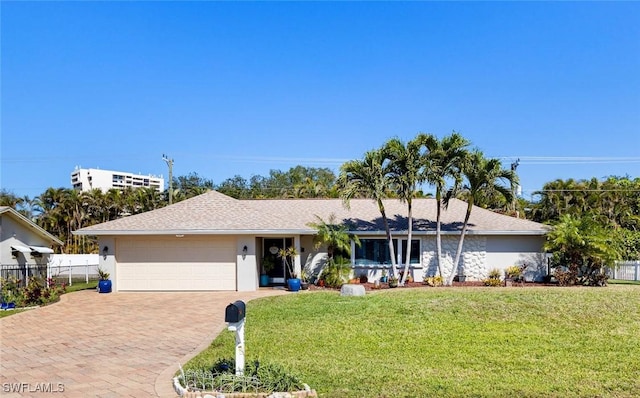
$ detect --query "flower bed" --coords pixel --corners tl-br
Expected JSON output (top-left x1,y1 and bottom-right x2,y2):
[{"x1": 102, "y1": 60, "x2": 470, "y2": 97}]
[{"x1": 174, "y1": 359, "x2": 317, "y2": 398}]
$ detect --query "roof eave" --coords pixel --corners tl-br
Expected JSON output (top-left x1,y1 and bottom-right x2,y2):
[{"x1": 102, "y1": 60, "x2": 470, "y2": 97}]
[
  {"x1": 348, "y1": 230, "x2": 549, "y2": 236},
  {"x1": 73, "y1": 228, "x2": 316, "y2": 236}
]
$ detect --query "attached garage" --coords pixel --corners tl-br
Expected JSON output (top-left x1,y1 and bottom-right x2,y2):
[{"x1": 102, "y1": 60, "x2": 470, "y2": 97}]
[{"x1": 115, "y1": 236, "x2": 237, "y2": 291}]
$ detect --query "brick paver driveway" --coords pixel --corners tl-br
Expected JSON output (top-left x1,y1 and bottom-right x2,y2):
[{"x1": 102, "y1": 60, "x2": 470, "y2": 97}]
[{"x1": 0, "y1": 289, "x2": 287, "y2": 397}]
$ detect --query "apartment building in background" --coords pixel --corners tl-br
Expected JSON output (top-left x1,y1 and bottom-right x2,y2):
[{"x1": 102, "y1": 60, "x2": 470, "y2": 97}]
[{"x1": 71, "y1": 167, "x2": 165, "y2": 193}]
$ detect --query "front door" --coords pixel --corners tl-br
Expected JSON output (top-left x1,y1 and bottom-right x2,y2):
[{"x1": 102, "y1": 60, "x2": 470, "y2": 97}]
[{"x1": 263, "y1": 237, "x2": 293, "y2": 284}]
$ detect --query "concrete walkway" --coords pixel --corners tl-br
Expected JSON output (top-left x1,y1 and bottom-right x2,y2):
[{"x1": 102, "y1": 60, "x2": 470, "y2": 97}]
[{"x1": 0, "y1": 289, "x2": 287, "y2": 397}]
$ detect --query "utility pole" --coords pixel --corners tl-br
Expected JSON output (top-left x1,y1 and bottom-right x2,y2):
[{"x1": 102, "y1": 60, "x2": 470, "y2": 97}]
[
  {"x1": 510, "y1": 158, "x2": 520, "y2": 216},
  {"x1": 162, "y1": 154, "x2": 174, "y2": 204}
]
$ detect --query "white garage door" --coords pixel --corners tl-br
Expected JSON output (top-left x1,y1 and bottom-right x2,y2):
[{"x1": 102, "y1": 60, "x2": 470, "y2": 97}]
[{"x1": 116, "y1": 237, "x2": 236, "y2": 291}]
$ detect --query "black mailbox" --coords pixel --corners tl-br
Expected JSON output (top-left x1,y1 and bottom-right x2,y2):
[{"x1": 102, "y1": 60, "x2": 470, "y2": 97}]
[{"x1": 225, "y1": 300, "x2": 246, "y2": 323}]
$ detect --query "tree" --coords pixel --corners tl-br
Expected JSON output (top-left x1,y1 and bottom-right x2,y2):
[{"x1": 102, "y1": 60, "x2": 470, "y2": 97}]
[
  {"x1": 384, "y1": 134, "x2": 431, "y2": 285},
  {"x1": 544, "y1": 214, "x2": 620, "y2": 286},
  {"x1": 168, "y1": 172, "x2": 214, "y2": 202},
  {"x1": 0, "y1": 189, "x2": 22, "y2": 207},
  {"x1": 422, "y1": 132, "x2": 470, "y2": 278},
  {"x1": 530, "y1": 176, "x2": 640, "y2": 230},
  {"x1": 217, "y1": 175, "x2": 251, "y2": 199},
  {"x1": 337, "y1": 148, "x2": 399, "y2": 278},
  {"x1": 446, "y1": 150, "x2": 516, "y2": 285},
  {"x1": 307, "y1": 214, "x2": 360, "y2": 260}
]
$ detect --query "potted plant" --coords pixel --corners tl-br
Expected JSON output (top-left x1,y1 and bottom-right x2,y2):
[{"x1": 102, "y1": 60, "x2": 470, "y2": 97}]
[
  {"x1": 380, "y1": 269, "x2": 388, "y2": 283},
  {"x1": 97, "y1": 267, "x2": 112, "y2": 293},
  {"x1": 505, "y1": 265, "x2": 524, "y2": 286},
  {"x1": 388, "y1": 276, "x2": 399, "y2": 288},
  {"x1": 300, "y1": 270, "x2": 310, "y2": 290},
  {"x1": 260, "y1": 256, "x2": 275, "y2": 287},
  {"x1": 278, "y1": 247, "x2": 300, "y2": 292}
]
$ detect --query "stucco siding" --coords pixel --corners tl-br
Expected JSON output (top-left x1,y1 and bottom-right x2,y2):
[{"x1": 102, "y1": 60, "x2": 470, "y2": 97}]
[
  {"x1": 485, "y1": 236, "x2": 547, "y2": 281},
  {"x1": 1, "y1": 215, "x2": 53, "y2": 265}
]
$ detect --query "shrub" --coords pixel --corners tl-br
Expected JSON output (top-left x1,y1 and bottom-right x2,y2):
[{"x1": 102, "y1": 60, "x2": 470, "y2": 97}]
[
  {"x1": 319, "y1": 256, "x2": 351, "y2": 288},
  {"x1": 1, "y1": 276, "x2": 66, "y2": 307},
  {"x1": 483, "y1": 268, "x2": 502, "y2": 287},
  {"x1": 554, "y1": 267, "x2": 578, "y2": 287},
  {"x1": 179, "y1": 358, "x2": 306, "y2": 394},
  {"x1": 488, "y1": 268, "x2": 502, "y2": 280},
  {"x1": 23, "y1": 277, "x2": 45, "y2": 305},
  {"x1": 425, "y1": 275, "x2": 443, "y2": 287},
  {"x1": 483, "y1": 278, "x2": 503, "y2": 287},
  {"x1": 1, "y1": 276, "x2": 23, "y2": 305},
  {"x1": 505, "y1": 265, "x2": 523, "y2": 280}
]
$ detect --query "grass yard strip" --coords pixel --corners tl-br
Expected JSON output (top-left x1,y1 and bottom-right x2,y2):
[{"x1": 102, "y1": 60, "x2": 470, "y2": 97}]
[
  {"x1": 609, "y1": 279, "x2": 640, "y2": 285},
  {"x1": 0, "y1": 309, "x2": 28, "y2": 318},
  {"x1": 65, "y1": 281, "x2": 98, "y2": 293},
  {"x1": 184, "y1": 286, "x2": 640, "y2": 398}
]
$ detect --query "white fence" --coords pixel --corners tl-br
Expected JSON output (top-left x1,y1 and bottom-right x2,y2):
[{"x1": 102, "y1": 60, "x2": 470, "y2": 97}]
[
  {"x1": 608, "y1": 261, "x2": 640, "y2": 281},
  {"x1": 47, "y1": 254, "x2": 100, "y2": 285}
]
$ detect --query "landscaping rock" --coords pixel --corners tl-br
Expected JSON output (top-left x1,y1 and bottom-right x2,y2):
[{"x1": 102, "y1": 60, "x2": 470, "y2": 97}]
[{"x1": 340, "y1": 284, "x2": 366, "y2": 296}]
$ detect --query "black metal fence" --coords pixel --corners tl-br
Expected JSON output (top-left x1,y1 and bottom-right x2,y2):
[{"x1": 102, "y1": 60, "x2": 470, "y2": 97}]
[{"x1": 1, "y1": 263, "x2": 47, "y2": 287}]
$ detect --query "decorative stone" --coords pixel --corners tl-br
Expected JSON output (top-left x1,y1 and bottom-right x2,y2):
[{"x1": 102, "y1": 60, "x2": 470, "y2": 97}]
[{"x1": 340, "y1": 284, "x2": 365, "y2": 296}]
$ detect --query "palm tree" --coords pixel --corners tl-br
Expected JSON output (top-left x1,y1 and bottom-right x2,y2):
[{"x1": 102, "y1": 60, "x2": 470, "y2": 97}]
[
  {"x1": 445, "y1": 150, "x2": 516, "y2": 285},
  {"x1": 35, "y1": 187, "x2": 69, "y2": 245},
  {"x1": 423, "y1": 132, "x2": 470, "y2": 278},
  {"x1": 384, "y1": 134, "x2": 431, "y2": 285},
  {"x1": 307, "y1": 214, "x2": 360, "y2": 260},
  {"x1": 0, "y1": 189, "x2": 23, "y2": 207},
  {"x1": 337, "y1": 148, "x2": 399, "y2": 278},
  {"x1": 545, "y1": 214, "x2": 619, "y2": 286}
]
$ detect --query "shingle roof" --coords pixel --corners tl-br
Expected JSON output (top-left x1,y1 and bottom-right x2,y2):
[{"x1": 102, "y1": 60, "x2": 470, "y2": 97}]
[
  {"x1": 75, "y1": 190, "x2": 548, "y2": 236},
  {"x1": 75, "y1": 190, "x2": 295, "y2": 235},
  {"x1": 247, "y1": 197, "x2": 549, "y2": 235}
]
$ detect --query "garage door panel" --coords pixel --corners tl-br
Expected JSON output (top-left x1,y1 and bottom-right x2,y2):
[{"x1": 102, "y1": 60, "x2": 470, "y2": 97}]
[{"x1": 116, "y1": 238, "x2": 236, "y2": 291}]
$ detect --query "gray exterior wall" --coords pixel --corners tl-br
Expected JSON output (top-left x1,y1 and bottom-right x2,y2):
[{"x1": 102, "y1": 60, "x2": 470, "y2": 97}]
[
  {"x1": 1, "y1": 215, "x2": 53, "y2": 266},
  {"x1": 421, "y1": 234, "x2": 546, "y2": 281}
]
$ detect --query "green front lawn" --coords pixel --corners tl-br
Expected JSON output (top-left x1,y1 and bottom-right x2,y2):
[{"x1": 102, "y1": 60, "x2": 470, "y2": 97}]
[
  {"x1": 65, "y1": 281, "x2": 98, "y2": 293},
  {"x1": 609, "y1": 279, "x2": 640, "y2": 285},
  {"x1": 185, "y1": 286, "x2": 640, "y2": 397},
  {"x1": 0, "y1": 308, "x2": 27, "y2": 318}
]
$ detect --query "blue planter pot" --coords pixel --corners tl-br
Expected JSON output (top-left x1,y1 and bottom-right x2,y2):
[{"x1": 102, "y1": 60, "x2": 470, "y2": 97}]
[
  {"x1": 287, "y1": 278, "x2": 301, "y2": 292},
  {"x1": 98, "y1": 279, "x2": 112, "y2": 293},
  {"x1": 260, "y1": 274, "x2": 270, "y2": 287}
]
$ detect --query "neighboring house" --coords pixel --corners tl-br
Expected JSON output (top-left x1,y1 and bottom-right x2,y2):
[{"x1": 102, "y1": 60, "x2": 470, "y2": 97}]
[
  {"x1": 74, "y1": 190, "x2": 550, "y2": 292},
  {"x1": 0, "y1": 207, "x2": 64, "y2": 285},
  {"x1": 71, "y1": 167, "x2": 164, "y2": 193}
]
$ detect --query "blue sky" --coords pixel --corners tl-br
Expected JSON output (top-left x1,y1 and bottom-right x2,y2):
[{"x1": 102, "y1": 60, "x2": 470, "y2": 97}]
[{"x1": 2, "y1": 2, "x2": 639, "y2": 201}]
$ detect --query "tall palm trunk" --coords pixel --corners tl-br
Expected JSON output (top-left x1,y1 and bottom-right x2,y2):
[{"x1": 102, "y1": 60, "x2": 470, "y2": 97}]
[
  {"x1": 400, "y1": 199, "x2": 413, "y2": 285},
  {"x1": 378, "y1": 200, "x2": 398, "y2": 279},
  {"x1": 446, "y1": 200, "x2": 473, "y2": 285},
  {"x1": 435, "y1": 193, "x2": 444, "y2": 278}
]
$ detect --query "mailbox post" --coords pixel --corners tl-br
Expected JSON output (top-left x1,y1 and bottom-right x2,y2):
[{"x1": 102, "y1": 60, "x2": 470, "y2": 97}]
[{"x1": 225, "y1": 300, "x2": 246, "y2": 376}]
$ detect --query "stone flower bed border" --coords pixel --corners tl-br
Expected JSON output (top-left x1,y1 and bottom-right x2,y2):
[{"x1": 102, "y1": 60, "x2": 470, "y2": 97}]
[{"x1": 173, "y1": 377, "x2": 318, "y2": 398}]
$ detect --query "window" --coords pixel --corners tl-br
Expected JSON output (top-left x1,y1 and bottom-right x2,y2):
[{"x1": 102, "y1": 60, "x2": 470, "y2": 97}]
[
  {"x1": 400, "y1": 239, "x2": 421, "y2": 264},
  {"x1": 355, "y1": 239, "x2": 391, "y2": 266},
  {"x1": 355, "y1": 238, "x2": 421, "y2": 266}
]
